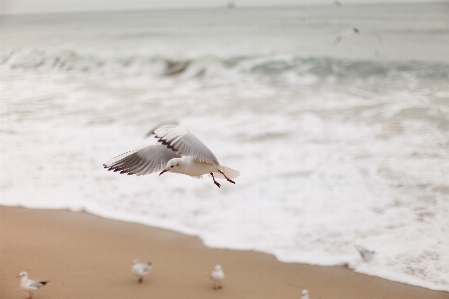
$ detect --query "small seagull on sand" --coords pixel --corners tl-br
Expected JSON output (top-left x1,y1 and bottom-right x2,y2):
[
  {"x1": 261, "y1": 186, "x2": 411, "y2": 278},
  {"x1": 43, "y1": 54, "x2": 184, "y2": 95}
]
[
  {"x1": 104, "y1": 124, "x2": 240, "y2": 188},
  {"x1": 210, "y1": 265, "x2": 225, "y2": 290},
  {"x1": 131, "y1": 259, "x2": 152, "y2": 283},
  {"x1": 301, "y1": 289, "x2": 309, "y2": 299},
  {"x1": 17, "y1": 272, "x2": 49, "y2": 299},
  {"x1": 333, "y1": 27, "x2": 360, "y2": 44},
  {"x1": 354, "y1": 244, "x2": 376, "y2": 262}
]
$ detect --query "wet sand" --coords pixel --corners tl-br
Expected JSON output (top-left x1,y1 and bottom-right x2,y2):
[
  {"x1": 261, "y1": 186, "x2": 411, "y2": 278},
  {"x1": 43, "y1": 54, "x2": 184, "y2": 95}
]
[{"x1": 1, "y1": 206, "x2": 447, "y2": 299}]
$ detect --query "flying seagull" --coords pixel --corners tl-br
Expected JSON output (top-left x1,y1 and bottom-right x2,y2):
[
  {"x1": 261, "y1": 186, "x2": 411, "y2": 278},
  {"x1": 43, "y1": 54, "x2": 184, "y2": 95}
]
[
  {"x1": 17, "y1": 272, "x2": 49, "y2": 299},
  {"x1": 104, "y1": 124, "x2": 240, "y2": 188},
  {"x1": 334, "y1": 27, "x2": 360, "y2": 44}
]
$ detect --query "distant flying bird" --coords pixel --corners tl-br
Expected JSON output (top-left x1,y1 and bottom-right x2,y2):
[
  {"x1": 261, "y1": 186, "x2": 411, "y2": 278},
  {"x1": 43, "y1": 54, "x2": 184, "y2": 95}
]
[
  {"x1": 104, "y1": 124, "x2": 240, "y2": 188},
  {"x1": 334, "y1": 1, "x2": 342, "y2": 6},
  {"x1": 131, "y1": 259, "x2": 152, "y2": 283},
  {"x1": 374, "y1": 32, "x2": 384, "y2": 56},
  {"x1": 301, "y1": 289, "x2": 310, "y2": 299},
  {"x1": 17, "y1": 272, "x2": 49, "y2": 299},
  {"x1": 354, "y1": 244, "x2": 376, "y2": 262},
  {"x1": 333, "y1": 27, "x2": 360, "y2": 44},
  {"x1": 210, "y1": 265, "x2": 225, "y2": 290}
]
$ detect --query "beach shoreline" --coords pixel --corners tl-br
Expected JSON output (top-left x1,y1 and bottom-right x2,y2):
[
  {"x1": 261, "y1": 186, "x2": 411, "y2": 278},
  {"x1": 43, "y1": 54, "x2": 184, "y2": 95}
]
[{"x1": 0, "y1": 206, "x2": 447, "y2": 299}]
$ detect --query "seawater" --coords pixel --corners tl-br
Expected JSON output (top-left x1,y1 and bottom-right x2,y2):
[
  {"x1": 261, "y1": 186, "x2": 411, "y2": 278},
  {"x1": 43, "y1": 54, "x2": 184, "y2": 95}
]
[{"x1": 1, "y1": 3, "x2": 449, "y2": 291}]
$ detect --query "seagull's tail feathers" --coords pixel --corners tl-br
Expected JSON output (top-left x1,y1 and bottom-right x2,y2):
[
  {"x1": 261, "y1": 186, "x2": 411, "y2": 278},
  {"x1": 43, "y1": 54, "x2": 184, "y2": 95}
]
[{"x1": 212, "y1": 166, "x2": 240, "y2": 180}]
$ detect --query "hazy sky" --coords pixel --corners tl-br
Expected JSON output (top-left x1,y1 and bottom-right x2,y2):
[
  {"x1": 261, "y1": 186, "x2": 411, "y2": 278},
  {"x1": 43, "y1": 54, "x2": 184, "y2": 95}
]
[{"x1": 0, "y1": 0, "x2": 441, "y2": 15}]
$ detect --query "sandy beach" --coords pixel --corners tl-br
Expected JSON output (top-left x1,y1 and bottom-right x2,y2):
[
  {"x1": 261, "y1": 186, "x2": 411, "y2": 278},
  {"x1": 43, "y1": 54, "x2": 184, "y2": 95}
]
[{"x1": 0, "y1": 206, "x2": 446, "y2": 299}]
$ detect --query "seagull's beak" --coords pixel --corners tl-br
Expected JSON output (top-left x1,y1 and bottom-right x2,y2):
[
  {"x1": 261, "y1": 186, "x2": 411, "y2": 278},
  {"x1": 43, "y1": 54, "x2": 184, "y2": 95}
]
[
  {"x1": 159, "y1": 169, "x2": 168, "y2": 176},
  {"x1": 17, "y1": 275, "x2": 21, "y2": 278}
]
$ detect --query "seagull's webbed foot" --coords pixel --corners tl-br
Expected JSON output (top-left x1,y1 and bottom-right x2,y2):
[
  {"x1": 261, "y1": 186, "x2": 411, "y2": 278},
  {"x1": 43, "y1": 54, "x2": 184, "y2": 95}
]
[{"x1": 210, "y1": 173, "x2": 221, "y2": 188}]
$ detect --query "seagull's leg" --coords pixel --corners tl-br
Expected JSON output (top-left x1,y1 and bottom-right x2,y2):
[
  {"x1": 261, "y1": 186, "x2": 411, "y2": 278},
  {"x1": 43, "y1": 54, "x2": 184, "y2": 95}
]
[
  {"x1": 139, "y1": 276, "x2": 143, "y2": 284},
  {"x1": 218, "y1": 170, "x2": 235, "y2": 184},
  {"x1": 210, "y1": 173, "x2": 221, "y2": 188},
  {"x1": 28, "y1": 292, "x2": 33, "y2": 299}
]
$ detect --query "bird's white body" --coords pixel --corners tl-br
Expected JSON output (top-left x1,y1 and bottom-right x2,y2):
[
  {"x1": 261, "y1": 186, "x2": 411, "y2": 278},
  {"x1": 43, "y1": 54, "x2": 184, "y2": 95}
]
[
  {"x1": 168, "y1": 157, "x2": 218, "y2": 178},
  {"x1": 301, "y1": 289, "x2": 309, "y2": 299},
  {"x1": 354, "y1": 244, "x2": 376, "y2": 262},
  {"x1": 210, "y1": 265, "x2": 225, "y2": 290},
  {"x1": 17, "y1": 272, "x2": 48, "y2": 299},
  {"x1": 131, "y1": 259, "x2": 152, "y2": 283},
  {"x1": 104, "y1": 124, "x2": 240, "y2": 188}
]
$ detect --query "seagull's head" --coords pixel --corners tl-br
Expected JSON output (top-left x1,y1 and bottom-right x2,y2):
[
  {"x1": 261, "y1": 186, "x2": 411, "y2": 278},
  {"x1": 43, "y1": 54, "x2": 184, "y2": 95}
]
[
  {"x1": 17, "y1": 272, "x2": 28, "y2": 278},
  {"x1": 214, "y1": 265, "x2": 222, "y2": 271},
  {"x1": 160, "y1": 159, "x2": 181, "y2": 175},
  {"x1": 133, "y1": 259, "x2": 140, "y2": 265}
]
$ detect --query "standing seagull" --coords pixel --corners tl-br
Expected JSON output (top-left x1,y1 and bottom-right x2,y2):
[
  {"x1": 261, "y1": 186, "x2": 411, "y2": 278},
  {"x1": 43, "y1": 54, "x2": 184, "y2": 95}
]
[
  {"x1": 131, "y1": 259, "x2": 152, "y2": 283},
  {"x1": 104, "y1": 124, "x2": 240, "y2": 188},
  {"x1": 333, "y1": 27, "x2": 360, "y2": 44},
  {"x1": 210, "y1": 265, "x2": 225, "y2": 290},
  {"x1": 301, "y1": 289, "x2": 309, "y2": 299},
  {"x1": 17, "y1": 272, "x2": 49, "y2": 299},
  {"x1": 354, "y1": 244, "x2": 376, "y2": 262}
]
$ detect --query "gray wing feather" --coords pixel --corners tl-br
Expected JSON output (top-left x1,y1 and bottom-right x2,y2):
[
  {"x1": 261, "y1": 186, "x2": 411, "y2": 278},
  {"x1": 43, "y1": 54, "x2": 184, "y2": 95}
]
[
  {"x1": 30, "y1": 281, "x2": 45, "y2": 288},
  {"x1": 152, "y1": 125, "x2": 219, "y2": 164},
  {"x1": 103, "y1": 144, "x2": 181, "y2": 176}
]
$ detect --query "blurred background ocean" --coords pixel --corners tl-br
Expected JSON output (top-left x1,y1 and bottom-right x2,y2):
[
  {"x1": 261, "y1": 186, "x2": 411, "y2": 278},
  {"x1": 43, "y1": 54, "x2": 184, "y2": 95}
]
[{"x1": 1, "y1": 1, "x2": 448, "y2": 291}]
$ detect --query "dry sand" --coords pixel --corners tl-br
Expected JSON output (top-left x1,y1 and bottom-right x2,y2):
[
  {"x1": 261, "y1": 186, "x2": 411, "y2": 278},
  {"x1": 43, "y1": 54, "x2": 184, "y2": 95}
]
[{"x1": 1, "y1": 206, "x2": 447, "y2": 299}]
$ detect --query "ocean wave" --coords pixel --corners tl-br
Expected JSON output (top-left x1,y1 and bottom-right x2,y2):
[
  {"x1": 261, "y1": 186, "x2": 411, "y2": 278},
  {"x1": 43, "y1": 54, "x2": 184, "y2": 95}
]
[{"x1": 2, "y1": 49, "x2": 449, "y2": 85}]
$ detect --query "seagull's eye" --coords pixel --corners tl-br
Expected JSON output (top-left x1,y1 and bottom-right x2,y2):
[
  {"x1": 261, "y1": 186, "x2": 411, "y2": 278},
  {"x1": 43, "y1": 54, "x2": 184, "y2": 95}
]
[
  {"x1": 171, "y1": 165, "x2": 173, "y2": 168},
  {"x1": 177, "y1": 164, "x2": 179, "y2": 166}
]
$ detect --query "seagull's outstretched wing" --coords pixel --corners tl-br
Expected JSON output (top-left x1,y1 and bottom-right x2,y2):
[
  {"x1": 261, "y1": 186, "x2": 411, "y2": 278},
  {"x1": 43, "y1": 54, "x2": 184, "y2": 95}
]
[
  {"x1": 151, "y1": 124, "x2": 219, "y2": 164},
  {"x1": 334, "y1": 34, "x2": 343, "y2": 44},
  {"x1": 104, "y1": 144, "x2": 181, "y2": 176}
]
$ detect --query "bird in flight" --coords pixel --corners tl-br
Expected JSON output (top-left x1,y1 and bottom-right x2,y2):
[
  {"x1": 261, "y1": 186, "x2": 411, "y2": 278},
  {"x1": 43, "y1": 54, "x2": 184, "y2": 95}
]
[
  {"x1": 104, "y1": 124, "x2": 240, "y2": 188},
  {"x1": 334, "y1": 27, "x2": 360, "y2": 44}
]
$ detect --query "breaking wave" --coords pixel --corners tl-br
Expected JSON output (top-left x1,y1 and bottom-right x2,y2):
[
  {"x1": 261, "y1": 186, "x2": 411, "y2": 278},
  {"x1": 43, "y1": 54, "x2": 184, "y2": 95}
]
[{"x1": 2, "y1": 48, "x2": 449, "y2": 86}]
